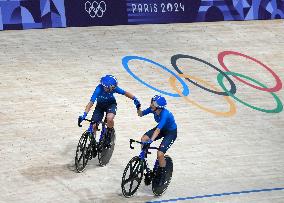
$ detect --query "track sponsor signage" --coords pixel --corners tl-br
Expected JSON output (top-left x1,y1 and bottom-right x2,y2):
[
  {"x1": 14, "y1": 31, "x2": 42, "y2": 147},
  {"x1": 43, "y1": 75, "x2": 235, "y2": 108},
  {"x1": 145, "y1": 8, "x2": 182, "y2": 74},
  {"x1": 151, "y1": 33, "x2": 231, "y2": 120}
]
[{"x1": 126, "y1": 0, "x2": 193, "y2": 24}]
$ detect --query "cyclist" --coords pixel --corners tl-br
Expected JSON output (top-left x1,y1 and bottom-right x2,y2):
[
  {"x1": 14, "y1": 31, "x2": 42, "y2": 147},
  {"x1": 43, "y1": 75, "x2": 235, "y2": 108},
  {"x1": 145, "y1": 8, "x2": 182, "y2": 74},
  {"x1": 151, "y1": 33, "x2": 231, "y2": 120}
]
[
  {"x1": 137, "y1": 95, "x2": 177, "y2": 186},
  {"x1": 78, "y1": 75, "x2": 141, "y2": 144}
]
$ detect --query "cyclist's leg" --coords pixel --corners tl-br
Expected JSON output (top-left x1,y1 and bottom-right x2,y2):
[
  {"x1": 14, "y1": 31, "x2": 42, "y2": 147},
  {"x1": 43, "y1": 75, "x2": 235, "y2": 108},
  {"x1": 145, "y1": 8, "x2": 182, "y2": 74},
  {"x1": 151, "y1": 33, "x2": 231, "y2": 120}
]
[
  {"x1": 157, "y1": 129, "x2": 177, "y2": 167},
  {"x1": 106, "y1": 113, "x2": 115, "y2": 128},
  {"x1": 96, "y1": 103, "x2": 117, "y2": 148},
  {"x1": 141, "y1": 127, "x2": 158, "y2": 142},
  {"x1": 141, "y1": 127, "x2": 155, "y2": 152},
  {"x1": 106, "y1": 103, "x2": 117, "y2": 128},
  {"x1": 155, "y1": 129, "x2": 177, "y2": 185},
  {"x1": 142, "y1": 127, "x2": 160, "y2": 185},
  {"x1": 106, "y1": 103, "x2": 117, "y2": 136},
  {"x1": 91, "y1": 105, "x2": 105, "y2": 136},
  {"x1": 157, "y1": 151, "x2": 166, "y2": 168}
]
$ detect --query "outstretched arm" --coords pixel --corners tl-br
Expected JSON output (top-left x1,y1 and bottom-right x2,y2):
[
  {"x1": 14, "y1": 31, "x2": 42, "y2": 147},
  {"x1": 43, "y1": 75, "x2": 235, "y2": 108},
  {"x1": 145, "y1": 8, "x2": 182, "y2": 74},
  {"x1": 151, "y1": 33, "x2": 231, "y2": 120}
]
[
  {"x1": 115, "y1": 87, "x2": 141, "y2": 109},
  {"x1": 124, "y1": 90, "x2": 141, "y2": 109},
  {"x1": 138, "y1": 107, "x2": 151, "y2": 117},
  {"x1": 124, "y1": 91, "x2": 135, "y2": 100}
]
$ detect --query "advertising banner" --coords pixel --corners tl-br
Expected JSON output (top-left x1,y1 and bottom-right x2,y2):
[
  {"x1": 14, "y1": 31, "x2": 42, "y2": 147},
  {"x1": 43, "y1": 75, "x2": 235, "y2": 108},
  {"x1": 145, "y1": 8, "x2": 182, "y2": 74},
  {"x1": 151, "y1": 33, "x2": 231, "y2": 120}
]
[
  {"x1": 0, "y1": 0, "x2": 284, "y2": 31},
  {"x1": 126, "y1": 0, "x2": 284, "y2": 24},
  {"x1": 126, "y1": 0, "x2": 199, "y2": 24},
  {"x1": 64, "y1": 0, "x2": 128, "y2": 27}
]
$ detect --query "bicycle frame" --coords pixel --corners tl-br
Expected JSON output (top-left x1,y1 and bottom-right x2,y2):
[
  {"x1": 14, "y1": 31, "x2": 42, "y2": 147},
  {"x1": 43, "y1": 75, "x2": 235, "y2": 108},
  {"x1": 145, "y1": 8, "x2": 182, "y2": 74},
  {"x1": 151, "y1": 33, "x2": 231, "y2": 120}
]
[
  {"x1": 129, "y1": 139, "x2": 159, "y2": 171},
  {"x1": 87, "y1": 122, "x2": 94, "y2": 134},
  {"x1": 122, "y1": 139, "x2": 173, "y2": 197},
  {"x1": 76, "y1": 116, "x2": 116, "y2": 171},
  {"x1": 84, "y1": 118, "x2": 107, "y2": 143}
]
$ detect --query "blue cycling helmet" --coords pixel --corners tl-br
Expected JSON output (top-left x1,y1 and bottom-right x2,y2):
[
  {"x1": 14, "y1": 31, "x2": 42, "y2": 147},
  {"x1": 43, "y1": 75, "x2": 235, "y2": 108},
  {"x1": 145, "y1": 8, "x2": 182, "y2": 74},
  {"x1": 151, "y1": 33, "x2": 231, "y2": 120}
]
[
  {"x1": 151, "y1": 95, "x2": 167, "y2": 108},
  {"x1": 100, "y1": 75, "x2": 118, "y2": 89}
]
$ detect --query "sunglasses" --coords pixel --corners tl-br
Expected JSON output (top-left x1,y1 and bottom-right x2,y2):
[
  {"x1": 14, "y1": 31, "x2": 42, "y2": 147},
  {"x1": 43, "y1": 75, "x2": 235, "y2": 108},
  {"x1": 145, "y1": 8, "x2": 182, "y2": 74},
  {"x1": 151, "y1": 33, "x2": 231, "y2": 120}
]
[{"x1": 104, "y1": 86, "x2": 116, "y2": 92}]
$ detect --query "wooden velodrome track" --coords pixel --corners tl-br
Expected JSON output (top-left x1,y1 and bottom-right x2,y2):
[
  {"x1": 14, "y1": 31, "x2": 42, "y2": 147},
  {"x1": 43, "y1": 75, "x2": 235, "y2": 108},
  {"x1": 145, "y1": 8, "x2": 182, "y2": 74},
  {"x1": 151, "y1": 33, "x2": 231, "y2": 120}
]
[{"x1": 0, "y1": 19, "x2": 284, "y2": 203}]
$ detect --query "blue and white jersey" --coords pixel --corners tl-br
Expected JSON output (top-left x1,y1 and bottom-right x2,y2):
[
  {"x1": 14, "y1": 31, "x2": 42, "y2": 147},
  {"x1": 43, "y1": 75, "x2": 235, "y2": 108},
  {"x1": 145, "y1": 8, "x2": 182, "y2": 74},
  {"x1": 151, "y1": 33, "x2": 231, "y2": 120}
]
[
  {"x1": 142, "y1": 107, "x2": 177, "y2": 131},
  {"x1": 90, "y1": 84, "x2": 126, "y2": 104}
]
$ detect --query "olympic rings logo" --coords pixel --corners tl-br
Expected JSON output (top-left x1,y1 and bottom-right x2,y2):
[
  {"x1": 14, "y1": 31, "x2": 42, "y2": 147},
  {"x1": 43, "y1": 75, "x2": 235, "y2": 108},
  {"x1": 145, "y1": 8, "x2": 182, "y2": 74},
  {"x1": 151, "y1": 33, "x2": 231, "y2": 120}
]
[
  {"x1": 122, "y1": 51, "x2": 283, "y2": 116},
  {"x1": 85, "y1": 1, "x2": 106, "y2": 18}
]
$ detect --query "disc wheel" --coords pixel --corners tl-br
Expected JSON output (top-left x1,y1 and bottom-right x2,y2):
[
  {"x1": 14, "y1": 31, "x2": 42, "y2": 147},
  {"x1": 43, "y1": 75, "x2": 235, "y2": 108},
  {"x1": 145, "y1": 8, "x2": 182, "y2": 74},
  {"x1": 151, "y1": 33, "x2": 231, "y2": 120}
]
[
  {"x1": 98, "y1": 129, "x2": 116, "y2": 166},
  {"x1": 152, "y1": 155, "x2": 173, "y2": 196}
]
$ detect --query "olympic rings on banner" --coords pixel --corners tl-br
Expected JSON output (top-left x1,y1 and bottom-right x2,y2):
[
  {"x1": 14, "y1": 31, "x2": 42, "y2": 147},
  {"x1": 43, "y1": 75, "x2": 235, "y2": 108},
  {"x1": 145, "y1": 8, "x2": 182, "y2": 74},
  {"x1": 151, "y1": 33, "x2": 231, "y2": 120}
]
[
  {"x1": 122, "y1": 55, "x2": 190, "y2": 97},
  {"x1": 218, "y1": 51, "x2": 282, "y2": 92},
  {"x1": 169, "y1": 74, "x2": 236, "y2": 116},
  {"x1": 171, "y1": 54, "x2": 237, "y2": 96},
  {"x1": 217, "y1": 72, "x2": 283, "y2": 113}
]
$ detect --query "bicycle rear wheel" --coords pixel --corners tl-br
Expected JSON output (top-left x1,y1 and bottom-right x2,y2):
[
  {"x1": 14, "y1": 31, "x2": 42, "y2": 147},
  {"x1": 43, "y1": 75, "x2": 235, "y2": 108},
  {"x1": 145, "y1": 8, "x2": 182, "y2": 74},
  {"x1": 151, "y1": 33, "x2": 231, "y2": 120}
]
[
  {"x1": 75, "y1": 131, "x2": 91, "y2": 172},
  {"x1": 98, "y1": 129, "x2": 116, "y2": 166},
  {"x1": 121, "y1": 156, "x2": 144, "y2": 197},
  {"x1": 152, "y1": 155, "x2": 173, "y2": 196}
]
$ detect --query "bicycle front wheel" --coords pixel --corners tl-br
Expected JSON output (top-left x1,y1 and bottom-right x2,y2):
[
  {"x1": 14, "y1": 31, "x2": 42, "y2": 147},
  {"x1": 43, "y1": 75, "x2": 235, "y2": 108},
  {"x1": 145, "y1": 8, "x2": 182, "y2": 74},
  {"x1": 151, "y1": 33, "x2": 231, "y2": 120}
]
[
  {"x1": 75, "y1": 131, "x2": 91, "y2": 173},
  {"x1": 121, "y1": 156, "x2": 144, "y2": 197}
]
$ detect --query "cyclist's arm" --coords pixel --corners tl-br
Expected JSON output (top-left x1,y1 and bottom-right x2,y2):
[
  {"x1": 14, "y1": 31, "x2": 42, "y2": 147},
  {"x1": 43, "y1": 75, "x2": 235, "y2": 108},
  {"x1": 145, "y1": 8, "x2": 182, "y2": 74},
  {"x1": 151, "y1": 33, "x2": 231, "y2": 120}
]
[
  {"x1": 152, "y1": 114, "x2": 167, "y2": 141},
  {"x1": 124, "y1": 91, "x2": 135, "y2": 99},
  {"x1": 90, "y1": 85, "x2": 102, "y2": 102},
  {"x1": 151, "y1": 128, "x2": 161, "y2": 141},
  {"x1": 115, "y1": 87, "x2": 127, "y2": 95},
  {"x1": 156, "y1": 111, "x2": 167, "y2": 130},
  {"x1": 84, "y1": 101, "x2": 94, "y2": 114},
  {"x1": 116, "y1": 87, "x2": 138, "y2": 101},
  {"x1": 138, "y1": 107, "x2": 151, "y2": 117},
  {"x1": 86, "y1": 86, "x2": 101, "y2": 113}
]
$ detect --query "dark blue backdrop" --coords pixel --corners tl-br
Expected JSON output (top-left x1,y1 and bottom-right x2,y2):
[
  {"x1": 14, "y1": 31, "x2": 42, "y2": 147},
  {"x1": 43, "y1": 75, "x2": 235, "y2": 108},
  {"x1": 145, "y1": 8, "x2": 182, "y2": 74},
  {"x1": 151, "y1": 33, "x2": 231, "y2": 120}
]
[{"x1": 0, "y1": 0, "x2": 283, "y2": 30}]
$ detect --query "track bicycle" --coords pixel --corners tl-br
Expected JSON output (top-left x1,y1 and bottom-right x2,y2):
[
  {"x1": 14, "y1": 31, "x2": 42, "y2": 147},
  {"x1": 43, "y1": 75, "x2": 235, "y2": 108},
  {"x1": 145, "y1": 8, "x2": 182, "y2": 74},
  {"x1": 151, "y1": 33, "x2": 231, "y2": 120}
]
[
  {"x1": 75, "y1": 116, "x2": 116, "y2": 172},
  {"x1": 121, "y1": 139, "x2": 173, "y2": 197}
]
